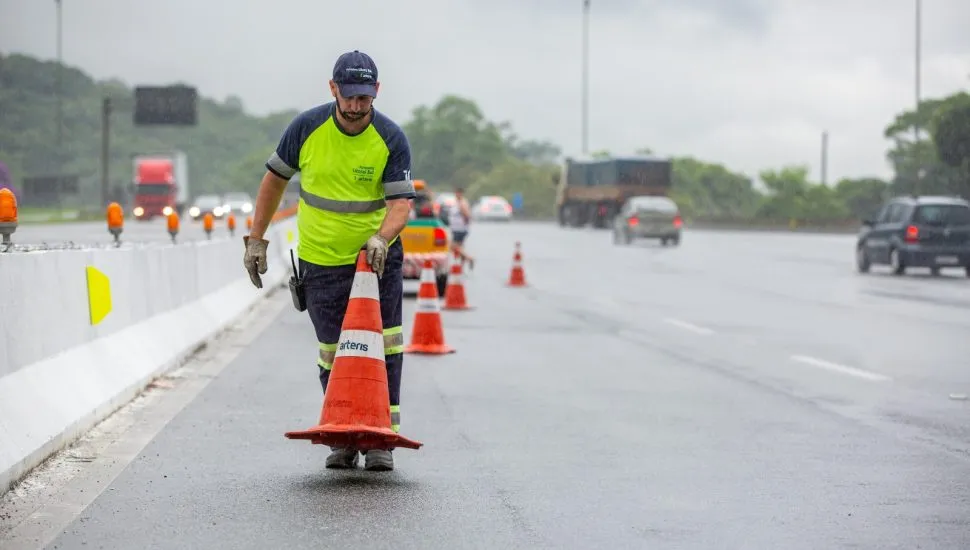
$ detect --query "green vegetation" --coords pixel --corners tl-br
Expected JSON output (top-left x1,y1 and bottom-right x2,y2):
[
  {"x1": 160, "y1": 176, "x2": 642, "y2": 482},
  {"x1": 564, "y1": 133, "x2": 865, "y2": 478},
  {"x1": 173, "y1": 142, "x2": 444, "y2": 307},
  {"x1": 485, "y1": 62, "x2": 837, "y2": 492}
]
[
  {"x1": 401, "y1": 95, "x2": 562, "y2": 217},
  {"x1": 0, "y1": 52, "x2": 294, "y2": 208},
  {"x1": 3, "y1": 51, "x2": 967, "y2": 228}
]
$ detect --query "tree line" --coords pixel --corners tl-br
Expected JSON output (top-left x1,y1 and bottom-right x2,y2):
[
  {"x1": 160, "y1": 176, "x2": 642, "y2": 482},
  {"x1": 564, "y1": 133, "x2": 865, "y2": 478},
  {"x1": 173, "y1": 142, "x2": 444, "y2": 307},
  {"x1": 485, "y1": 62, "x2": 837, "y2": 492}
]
[
  {"x1": 394, "y1": 93, "x2": 970, "y2": 226},
  {"x1": 0, "y1": 52, "x2": 299, "y2": 207},
  {"x1": 2, "y1": 51, "x2": 968, "y2": 226}
]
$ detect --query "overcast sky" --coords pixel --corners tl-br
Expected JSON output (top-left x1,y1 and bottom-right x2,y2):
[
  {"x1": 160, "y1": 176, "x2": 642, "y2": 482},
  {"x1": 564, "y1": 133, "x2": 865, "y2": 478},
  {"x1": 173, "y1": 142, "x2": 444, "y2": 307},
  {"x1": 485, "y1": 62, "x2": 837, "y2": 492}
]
[{"x1": 2, "y1": 0, "x2": 968, "y2": 183}]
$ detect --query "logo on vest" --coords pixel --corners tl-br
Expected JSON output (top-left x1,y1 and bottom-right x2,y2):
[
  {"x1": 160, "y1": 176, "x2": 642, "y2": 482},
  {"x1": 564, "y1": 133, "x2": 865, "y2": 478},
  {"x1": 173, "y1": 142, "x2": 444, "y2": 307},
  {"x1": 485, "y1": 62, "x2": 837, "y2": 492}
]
[{"x1": 353, "y1": 165, "x2": 376, "y2": 183}]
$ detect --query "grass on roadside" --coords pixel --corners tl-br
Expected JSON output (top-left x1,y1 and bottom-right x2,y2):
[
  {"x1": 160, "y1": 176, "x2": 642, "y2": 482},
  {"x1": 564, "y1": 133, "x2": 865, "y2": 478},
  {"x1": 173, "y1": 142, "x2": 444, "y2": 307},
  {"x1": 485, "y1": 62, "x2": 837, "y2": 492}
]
[{"x1": 17, "y1": 207, "x2": 104, "y2": 225}]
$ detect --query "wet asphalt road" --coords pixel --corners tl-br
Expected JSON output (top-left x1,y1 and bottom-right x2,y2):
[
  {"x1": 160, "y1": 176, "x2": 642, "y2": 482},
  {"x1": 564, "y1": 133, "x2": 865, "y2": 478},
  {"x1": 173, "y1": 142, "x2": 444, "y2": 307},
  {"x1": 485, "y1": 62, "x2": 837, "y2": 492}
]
[
  {"x1": 11, "y1": 216, "x2": 237, "y2": 248},
  {"x1": 3, "y1": 221, "x2": 970, "y2": 549}
]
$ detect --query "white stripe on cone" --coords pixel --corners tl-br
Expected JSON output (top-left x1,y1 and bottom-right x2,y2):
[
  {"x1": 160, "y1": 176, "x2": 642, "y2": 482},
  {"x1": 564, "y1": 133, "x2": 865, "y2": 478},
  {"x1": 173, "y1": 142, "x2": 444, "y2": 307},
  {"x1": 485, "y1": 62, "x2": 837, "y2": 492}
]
[
  {"x1": 349, "y1": 270, "x2": 379, "y2": 300},
  {"x1": 335, "y1": 329, "x2": 386, "y2": 360}
]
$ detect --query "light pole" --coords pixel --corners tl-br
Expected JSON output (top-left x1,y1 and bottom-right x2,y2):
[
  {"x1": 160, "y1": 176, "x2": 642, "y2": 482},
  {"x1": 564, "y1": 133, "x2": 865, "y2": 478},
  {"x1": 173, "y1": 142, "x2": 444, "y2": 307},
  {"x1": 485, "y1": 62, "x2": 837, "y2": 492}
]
[
  {"x1": 55, "y1": 0, "x2": 63, "y2": 151},
  {"x1": 914, "y1": 0, "x2": 922, "y2": 189},
  {"x1": 821, "y1": 131, "x2": 828, "y2": 186},
  {"x1": 581, "y1": 0, "x2": 590, "y2": 155}
]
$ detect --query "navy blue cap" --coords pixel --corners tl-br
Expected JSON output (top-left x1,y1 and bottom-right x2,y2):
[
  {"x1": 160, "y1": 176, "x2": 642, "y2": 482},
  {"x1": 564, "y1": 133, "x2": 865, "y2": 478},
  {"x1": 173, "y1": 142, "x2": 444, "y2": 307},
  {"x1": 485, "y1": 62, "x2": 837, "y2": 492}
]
[{"x1": 332, "y1": 50, "x2": 379, "y2": 98}]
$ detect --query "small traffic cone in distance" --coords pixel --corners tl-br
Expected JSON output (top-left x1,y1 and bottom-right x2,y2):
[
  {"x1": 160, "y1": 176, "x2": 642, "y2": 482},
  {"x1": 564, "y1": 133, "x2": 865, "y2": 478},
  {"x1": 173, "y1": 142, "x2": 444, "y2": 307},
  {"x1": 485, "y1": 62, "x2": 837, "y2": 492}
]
[
  {"x1": 405, "y1": 260, "x2": 456, "y2": 354},
  {"x1": 443, "y1": 250, "x2": 473, "y2": 311},
  {"x1": 507, "y1": 241, "x2": 527, "y2": 287},
  {"x1": 285, "y1": 249, "x2": 422, "y2": 451}
]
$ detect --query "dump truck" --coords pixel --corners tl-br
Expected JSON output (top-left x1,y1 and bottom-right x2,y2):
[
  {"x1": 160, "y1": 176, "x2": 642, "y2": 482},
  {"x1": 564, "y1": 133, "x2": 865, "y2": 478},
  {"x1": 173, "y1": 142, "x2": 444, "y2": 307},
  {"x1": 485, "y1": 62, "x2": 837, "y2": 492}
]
[{"x1": 555, "y1": 155, "x2": 674, "y2": 228}]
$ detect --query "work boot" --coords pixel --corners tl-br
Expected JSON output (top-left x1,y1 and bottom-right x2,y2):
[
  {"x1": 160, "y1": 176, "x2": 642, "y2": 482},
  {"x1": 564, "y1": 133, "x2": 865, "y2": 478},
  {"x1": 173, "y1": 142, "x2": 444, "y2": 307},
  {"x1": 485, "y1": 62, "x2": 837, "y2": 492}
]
[
  {"x1": 364, "y1": 449, "x2": 394, "y2": 472},
  {"x1": 325, "y1": 447, "x2": 359, "y2": 469}
]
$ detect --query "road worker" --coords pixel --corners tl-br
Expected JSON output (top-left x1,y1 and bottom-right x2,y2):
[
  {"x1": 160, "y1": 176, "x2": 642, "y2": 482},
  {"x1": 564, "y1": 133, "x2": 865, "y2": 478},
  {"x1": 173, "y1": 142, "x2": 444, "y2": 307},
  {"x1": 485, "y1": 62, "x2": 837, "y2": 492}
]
[
  {"x1": 242, "y1": 50, "x2": 415, "y2": 472},
  {"x1": 447, "y1": 187, "x2": 475, "y2": 269}
]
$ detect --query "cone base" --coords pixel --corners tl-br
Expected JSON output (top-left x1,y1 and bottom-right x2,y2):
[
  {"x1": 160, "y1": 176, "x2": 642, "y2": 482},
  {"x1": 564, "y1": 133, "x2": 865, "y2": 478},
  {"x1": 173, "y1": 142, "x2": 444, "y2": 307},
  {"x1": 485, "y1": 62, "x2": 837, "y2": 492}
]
[
  {"x1": 506, "y1": 281, "x2": 527, "y2": 287},
  {"x1": 404, "y1": 343, "x2": 456, "y2": 354},
  {"x1": 284, "y1": 424, "x2": 423, "y2": 450}
]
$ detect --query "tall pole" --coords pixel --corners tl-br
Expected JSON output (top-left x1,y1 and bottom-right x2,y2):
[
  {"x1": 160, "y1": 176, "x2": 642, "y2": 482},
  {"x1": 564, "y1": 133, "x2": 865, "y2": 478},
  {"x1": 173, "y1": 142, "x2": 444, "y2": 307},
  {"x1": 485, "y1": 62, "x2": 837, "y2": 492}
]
[
  {"x1": 581, "y1": 0, "x2": 590, "y2": 155},
  {"x1": 101, "y1": 97, "x2": 111, "y2": 207},
  {"x1": 914, "y1": 0, "x2": 922, "y2": 190},
  {"x1": 55, "y1": 0, "x2": 63, "y2": 151},
  {"x1": 821, "y1": 131, "x2": 828, "y2": 186}
]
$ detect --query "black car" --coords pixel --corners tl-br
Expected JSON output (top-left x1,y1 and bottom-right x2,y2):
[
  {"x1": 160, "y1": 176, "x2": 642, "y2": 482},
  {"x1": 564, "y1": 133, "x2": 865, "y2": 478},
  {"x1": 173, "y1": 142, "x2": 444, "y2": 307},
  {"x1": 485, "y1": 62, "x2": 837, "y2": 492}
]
[{"x1": 856, "y1": 195, "x2": 970, "y2": 276}]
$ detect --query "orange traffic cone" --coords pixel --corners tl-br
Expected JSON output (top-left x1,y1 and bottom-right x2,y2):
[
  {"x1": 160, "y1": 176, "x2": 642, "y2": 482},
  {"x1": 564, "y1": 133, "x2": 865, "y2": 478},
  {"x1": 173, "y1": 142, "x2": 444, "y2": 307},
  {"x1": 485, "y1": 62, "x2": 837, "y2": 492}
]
[
  {"x1": 404, "y1": 260, "x2": 456, "y2": 354},
  {"x1": 443, "y1": 250, "x2": 473, "y2": 310},
  {"x1": 507, "y1": 241, "x2": 527, "y2": 287},
  {"x1": 284, "y1": 250, "x2": 423, "y2": 451}
]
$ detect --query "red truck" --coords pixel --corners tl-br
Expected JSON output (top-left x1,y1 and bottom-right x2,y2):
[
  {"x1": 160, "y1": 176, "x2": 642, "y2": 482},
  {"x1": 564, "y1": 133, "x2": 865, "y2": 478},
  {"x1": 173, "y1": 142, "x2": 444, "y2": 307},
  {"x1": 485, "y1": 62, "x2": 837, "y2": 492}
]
[{"x1": 131, "y1": 151, "x2": 190, "y2": 220}]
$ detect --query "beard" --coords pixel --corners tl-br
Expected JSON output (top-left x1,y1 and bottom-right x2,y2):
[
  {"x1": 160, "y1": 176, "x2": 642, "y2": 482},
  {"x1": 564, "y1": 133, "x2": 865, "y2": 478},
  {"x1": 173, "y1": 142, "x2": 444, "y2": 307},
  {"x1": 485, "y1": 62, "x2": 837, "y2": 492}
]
[{"x1": 339, "y1": 105, "x2": 372, "y2": 122}]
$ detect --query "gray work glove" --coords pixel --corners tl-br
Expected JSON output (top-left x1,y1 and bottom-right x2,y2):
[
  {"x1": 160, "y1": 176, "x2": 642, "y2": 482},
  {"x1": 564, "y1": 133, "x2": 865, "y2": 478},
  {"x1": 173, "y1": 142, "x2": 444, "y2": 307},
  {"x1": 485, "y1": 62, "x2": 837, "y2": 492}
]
[
  {"x1": 243, "y1": 235, "x2": 269, "y2": 288},
  {"x1": 365, "y1": 234, "x2": 389, "y2": 277}
]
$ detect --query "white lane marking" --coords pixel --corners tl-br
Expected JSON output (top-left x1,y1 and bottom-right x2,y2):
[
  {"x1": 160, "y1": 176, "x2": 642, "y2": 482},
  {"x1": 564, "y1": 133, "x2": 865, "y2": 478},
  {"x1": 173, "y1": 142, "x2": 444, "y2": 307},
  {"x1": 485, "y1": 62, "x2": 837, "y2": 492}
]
[
  {"x1": 790, "y1": 355, "x2": 891, "y2": 382},
  {"x1": 663, "y1": 318, "x2": 715, "y2": 335}
]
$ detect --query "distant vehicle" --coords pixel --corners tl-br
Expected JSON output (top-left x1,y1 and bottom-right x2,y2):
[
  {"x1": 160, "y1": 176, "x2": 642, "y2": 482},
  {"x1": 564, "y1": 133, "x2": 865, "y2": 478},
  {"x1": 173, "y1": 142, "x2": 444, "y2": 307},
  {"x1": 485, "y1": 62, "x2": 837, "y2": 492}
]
[
  {"x1": 472, "y1": 195, "x2": 513, "y2": 222},
  {"x1": 434, "y1": 192, "x2": 458, "y2": 213},
  {"x1": 555, "y1": 155, "x2": 673, "y2": 229},
  {"x1": 131, "y1": 151, "x2": 190, "y2": 220},
  {"x1": 222, "y1": 191, "x2": 254, "y2": 216},
  {"x1": 188, "y1": 194, "x2": 226, "y2": 220},
  {"x1": 856, "y1": 195, "x2": 970, "y2": 276},
  {"x1": 612, "y1": 195, "x2": 683, "y2": 246},
  {"x1": 401, "y1": 180, "x2": 451, "y2": 296}
]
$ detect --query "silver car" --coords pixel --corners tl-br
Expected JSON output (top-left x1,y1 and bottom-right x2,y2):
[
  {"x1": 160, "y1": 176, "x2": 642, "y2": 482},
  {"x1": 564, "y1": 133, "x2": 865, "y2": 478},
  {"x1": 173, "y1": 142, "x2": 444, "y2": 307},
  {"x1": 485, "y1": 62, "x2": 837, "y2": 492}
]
[
  {"x1": 223, "y1": 191, "x2": 254, "y2": 216},
  {"x1": 472, "y1": 195, "x2": 513, "y2": 222},
  {"x1": 612, "y1": 196, "x2": 683, "y2": 246}
]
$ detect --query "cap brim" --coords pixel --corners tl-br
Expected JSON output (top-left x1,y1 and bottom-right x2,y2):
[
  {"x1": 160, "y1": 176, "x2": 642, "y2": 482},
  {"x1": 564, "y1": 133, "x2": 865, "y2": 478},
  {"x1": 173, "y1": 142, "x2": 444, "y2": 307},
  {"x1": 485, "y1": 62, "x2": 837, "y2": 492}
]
[{"x1": 338, "y1": 82, "x2": 377, "y2": 98}]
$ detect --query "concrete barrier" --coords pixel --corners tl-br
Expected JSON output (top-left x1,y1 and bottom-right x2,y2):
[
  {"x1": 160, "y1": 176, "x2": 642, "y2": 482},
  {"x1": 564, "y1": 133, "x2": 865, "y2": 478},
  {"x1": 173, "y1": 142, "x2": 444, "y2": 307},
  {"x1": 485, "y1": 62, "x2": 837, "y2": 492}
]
[{"x1": 0, "y1": 216, "x2": 300, "y2": 492}]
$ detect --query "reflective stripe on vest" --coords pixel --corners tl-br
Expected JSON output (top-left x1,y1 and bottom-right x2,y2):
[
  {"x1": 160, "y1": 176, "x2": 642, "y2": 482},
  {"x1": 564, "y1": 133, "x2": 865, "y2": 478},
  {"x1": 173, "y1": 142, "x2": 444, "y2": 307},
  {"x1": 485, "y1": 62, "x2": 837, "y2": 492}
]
[{"x1": 300, "y1": 179, "x2": 414, "y2": 214}]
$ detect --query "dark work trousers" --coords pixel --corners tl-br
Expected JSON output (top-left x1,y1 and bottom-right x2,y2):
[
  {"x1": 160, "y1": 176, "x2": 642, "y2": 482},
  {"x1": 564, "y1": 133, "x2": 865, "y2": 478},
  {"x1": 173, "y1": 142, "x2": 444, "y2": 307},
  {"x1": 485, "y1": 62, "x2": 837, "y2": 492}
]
[{"x1": 300, "y1": 238, "x2": 405, "y2": 433}]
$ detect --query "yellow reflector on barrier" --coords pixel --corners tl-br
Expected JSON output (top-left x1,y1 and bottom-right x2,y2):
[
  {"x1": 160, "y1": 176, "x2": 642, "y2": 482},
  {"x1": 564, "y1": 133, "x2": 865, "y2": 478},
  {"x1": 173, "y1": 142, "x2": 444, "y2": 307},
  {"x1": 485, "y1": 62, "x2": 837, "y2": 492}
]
[{"x1": 85, "y1": 266, "x2": 112, "y2": 325}]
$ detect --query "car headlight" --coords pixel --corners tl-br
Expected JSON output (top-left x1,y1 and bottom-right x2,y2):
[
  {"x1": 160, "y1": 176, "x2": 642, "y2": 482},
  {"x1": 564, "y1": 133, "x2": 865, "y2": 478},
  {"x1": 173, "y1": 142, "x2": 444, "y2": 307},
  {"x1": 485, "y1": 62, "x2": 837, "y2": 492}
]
[
  {"x1": 189, "y1": 207, "x2": 200, "y2": 217},
  {"x1": 242, "y1": 203, "x2": 253, "y2": 213},
  {"x1": 133, "y1": 207, "x2": 144, "y2": 216},
  {"x1": 214, "y1": 207, "x2": 224, "y2": 216},
  {"x1": 162, "y1": 206, "x2": 173, "y2": 216}
]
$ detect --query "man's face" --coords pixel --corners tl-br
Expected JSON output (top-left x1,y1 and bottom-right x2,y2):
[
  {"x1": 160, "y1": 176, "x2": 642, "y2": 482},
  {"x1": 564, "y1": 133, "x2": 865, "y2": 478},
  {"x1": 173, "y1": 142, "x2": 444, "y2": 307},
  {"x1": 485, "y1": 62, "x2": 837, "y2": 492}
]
[{"x1": 329, "y1": 80, "x2": 378, "y2": 122}]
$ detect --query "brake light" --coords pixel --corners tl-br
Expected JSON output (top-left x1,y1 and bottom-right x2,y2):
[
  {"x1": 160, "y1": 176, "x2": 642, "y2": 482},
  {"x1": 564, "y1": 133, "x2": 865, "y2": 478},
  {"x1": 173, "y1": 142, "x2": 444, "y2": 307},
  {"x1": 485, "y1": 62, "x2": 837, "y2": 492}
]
[
  {"x1": 673, "y1": 214, "x2": 683, "y2": 228},
  {"x1": 905, "y1": 225, "x2": 919, "y2": 243},
  {"x1": 433, "y1": 227, "x2": 447, "y2": 246},
  {"x1": 627, "y1": 217, "x2": 638, "y2": 226},
  {"x1": 419, "y1": 205, "x2": 433, "y2": 217}
]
